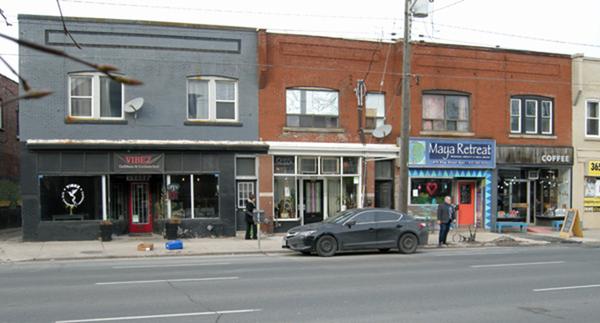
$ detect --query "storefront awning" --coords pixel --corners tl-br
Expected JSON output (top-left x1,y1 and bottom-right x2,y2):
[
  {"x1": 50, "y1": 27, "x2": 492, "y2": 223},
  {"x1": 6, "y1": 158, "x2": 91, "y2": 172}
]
[
  {"x1": 26, "y1": 139, "x2": 269, "y2": 152},
  {"x1": 266, "y1": 141, "x2": 399, "y2": 158}
]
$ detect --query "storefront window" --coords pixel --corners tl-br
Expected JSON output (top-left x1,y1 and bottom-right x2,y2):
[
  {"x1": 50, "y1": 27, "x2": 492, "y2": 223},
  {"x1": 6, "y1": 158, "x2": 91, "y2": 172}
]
[
  {"x1": 584, "y1": 176, "x2": 600, "y2": 212},
  {"x1": 169, "y1": 175, "x2": 192, "y2": 219},
  {"x1": 321, "y1": 157, "x2": 340, "y2": 174},
  {"x1": 274, "y1": 177, "x2": 297, "y2": 219},
  {"x1": 343, "y1": 157, "x2": 358, "y2": 174},
  {"x1": 274, "y1": 156, "x2": 295, "y2": 174},
  {"x1": 193, "y1": 174, "x2": 219, "y2": 218},
  {"x1": 410, "y1": 178, "x2": 452, "y2": 205},
  {"x1": 40, "y1": 176, "x2": 103, "y2": 221},
  {"x1": 343, "y1": 177, "x2": 358, "y2": 210},
  {"x1": 497, "y1": 168, "x2": 571, "y2": 221}
]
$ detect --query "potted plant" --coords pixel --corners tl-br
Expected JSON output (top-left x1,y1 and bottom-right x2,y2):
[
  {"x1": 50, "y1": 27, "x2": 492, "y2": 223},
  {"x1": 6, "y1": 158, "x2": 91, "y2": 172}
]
[
  {"x1": 165, "y1": 217, "x2": 181, "y2": 240},
  {"x1": 99, "y1": 220, "x2": 113, "y2": 242}
]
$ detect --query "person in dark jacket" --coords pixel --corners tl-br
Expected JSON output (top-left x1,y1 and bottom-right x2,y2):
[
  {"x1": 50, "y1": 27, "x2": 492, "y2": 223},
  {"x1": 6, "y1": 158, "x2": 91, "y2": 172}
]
[
  {"x1": 245, "y1": 193, "x2": 257, "y2": 240},
  {"x1": 437, "y1": 196, "x2": 455, "y2": 247}
]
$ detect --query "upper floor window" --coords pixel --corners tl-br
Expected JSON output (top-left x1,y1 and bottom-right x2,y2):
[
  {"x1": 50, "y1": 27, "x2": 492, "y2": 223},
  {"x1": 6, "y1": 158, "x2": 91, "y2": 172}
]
[
  {"x1": 586, "y1": 100, "x2": 600, "y2": 137},
  {"x1": 510, "y1": 96, "x2": 553, "y2": 135},
  {"x1": 286, "y1": 88, "x2": 339, "y2": 128},
  {"x1": 69, "y1": 73, "x2": 123, "y2": 119},
  {"x1": 422, "y1": 92, "x2": 470, "y2": 132},
  {"x1": 366, "y1": 93, "x2": 385, "y2": 130},
  {"x1": 187, "y1": 76, "x2": 238, "y2": 121}
]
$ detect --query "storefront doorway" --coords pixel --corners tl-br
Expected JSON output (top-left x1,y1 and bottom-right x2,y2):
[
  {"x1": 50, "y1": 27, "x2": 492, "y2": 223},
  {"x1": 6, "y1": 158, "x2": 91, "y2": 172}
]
[
  {"x1": 302, "y1": 179, "x2": 324, "y2": 224},
  {"x1": 457, "y1": 181, "x2": 475, "y2": 226},
  {"x1": 129, "y1": 182, "x2": 152, "y2": 233}
]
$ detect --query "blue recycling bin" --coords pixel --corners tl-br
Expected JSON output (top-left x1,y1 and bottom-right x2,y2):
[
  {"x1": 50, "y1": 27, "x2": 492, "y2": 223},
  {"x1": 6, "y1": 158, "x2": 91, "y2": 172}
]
[{"x1": 165, "y1": 240, "x2": 183, "y2": 250}]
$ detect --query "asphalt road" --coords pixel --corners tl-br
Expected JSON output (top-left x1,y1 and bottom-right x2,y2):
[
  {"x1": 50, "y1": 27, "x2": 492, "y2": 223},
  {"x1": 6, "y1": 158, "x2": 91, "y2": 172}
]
[{"x1": 1, "y1": 245, "x2": 600, "y2": 323}]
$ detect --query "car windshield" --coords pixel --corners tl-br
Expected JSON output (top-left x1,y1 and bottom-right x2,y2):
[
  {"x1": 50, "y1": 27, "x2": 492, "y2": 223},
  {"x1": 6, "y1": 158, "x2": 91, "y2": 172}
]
[{"x1": 324, "y1": 210, "x2": 357, "y2": 224}]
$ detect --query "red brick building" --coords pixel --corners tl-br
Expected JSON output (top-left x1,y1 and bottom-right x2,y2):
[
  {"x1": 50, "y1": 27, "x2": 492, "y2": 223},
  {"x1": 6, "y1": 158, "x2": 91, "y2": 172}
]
[
  {"x1": 0, "y1": 73, "x2": 19, "y2": 182},
  {"x1": 0, "y1": 73, "x2": 20, "y2": 228},
  {"x1": 257, "y1": 32, "x2": 572, "y2": 232}
]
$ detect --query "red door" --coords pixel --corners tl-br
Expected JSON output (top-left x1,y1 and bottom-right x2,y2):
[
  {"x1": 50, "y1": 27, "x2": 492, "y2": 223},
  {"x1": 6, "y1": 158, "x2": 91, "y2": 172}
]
[
  {"x1": 457, "y1": 181, "x2": 475, "y2": 226},
  {"x1": 129, "y1": 182, "x2": 152, "y2": 233}
]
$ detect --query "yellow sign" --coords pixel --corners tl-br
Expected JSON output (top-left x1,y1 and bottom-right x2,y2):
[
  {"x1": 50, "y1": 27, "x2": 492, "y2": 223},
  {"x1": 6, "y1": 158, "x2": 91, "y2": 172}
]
[
  {"x1": 588, "y1": 161, "x2": 600, "y2": 177},
  {"x1": 584, "y1": 197, "x2": 600, "y2": 207},
  {"x1": 559, "y1": 209, "x2": 584, "y2": 239}
]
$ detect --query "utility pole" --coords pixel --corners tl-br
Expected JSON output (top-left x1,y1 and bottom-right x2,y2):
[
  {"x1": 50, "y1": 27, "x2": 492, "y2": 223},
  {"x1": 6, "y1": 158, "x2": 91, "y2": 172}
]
[
  {"x1": 398, "y1": 0, "x2": 413, "y2": 214},
  {"x1": 355, "y1": 79, "x2": 367, "y2": 207},
  {"x1": 398, "y1": 0, "x2": 430, "y2": 213}
]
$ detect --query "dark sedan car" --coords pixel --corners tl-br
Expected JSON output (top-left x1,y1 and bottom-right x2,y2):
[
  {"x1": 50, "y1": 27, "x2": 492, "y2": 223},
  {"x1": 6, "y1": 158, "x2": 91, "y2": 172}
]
[{"x1": 282, "y1": 208, "x2": 428, "y2": 257}]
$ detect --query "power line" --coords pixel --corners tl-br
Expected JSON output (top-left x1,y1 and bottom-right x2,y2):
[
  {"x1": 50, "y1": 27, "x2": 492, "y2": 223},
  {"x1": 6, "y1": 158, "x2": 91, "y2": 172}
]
[
  {"x1": 430, "y1": 0, "x2": 467, "y2": 13},
  {"x1": 61, "y1": 0, "x2": 403, "y2": 22}
]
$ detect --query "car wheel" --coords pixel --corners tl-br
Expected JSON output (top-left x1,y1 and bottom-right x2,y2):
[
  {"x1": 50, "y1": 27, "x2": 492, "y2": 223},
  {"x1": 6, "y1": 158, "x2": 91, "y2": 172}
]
[
  {"x1": 378, "y1": 248, "x2": 391, "y2": 253},
  {"x1": 398, "y1": 233, "x2": 418, "y2": 254},
  {"x1": 315, "y1": 235, "x2": 337, "y2": 257}
]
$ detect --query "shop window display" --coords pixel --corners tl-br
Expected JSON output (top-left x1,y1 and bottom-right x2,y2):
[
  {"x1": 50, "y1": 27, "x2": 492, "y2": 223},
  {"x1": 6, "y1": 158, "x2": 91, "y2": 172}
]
[
  {"x1": 410, "y1": 179, "x2": 452, "y2": 205},
  {"x1": 274, "y1": 177, "x2": 297, "y2": 219},
  {"x1": 40, "y1": 176, "x2": 103, "y2": 221}
]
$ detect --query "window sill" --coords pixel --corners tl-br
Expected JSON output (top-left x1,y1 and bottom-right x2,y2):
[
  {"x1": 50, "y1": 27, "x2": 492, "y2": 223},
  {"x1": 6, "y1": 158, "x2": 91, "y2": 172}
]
[
  {"x1": 508, "y1": 134, "x2": 557, "y2": 140},
  {"x1": 275, "y1": 218, "x2": 301, "y2": 222},
  {"x1": 584, "y1": 136, "x2": 600, "y2": 141},
  {"x1": 283, "y1": 127, "x2": 345, "y2": 133},
  {"x1": 184, "y1": 120, "x2": 243, "y2": 127},
  {"x1": 65, "y1": 117, "x2": 127, "y2": 125},
  {"x1": 419, "y1": 131, "x2": 475, "y2": 137}
]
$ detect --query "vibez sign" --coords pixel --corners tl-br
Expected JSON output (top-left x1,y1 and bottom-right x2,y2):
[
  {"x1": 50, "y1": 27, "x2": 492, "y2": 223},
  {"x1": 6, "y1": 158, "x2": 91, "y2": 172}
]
[
  {"x1": 409, "y1": 138, "x2": 496, "y2": 169},
  {"x1": 114, "y1": 153, "x2": 164, "y2": 173}
]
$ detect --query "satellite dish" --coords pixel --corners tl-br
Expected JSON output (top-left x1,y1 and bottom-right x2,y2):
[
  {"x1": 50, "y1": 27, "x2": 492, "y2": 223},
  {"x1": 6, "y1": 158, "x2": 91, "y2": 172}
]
[
  {"x1": 372, "y1": 124, "x2": 392, "y2": 139},
  {"x1": 124, "y1": 97, "x2": 144, "y2": 114}
]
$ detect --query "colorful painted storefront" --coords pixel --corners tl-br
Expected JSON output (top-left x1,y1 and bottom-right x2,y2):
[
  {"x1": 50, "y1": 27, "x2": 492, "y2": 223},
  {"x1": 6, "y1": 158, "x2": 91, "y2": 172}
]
[{"x1": 408, "y1": 138, "x2": 496, "y2": 230}]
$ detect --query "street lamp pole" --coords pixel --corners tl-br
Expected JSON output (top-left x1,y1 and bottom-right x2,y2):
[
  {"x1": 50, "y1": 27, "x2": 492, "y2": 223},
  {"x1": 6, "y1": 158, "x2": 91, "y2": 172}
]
[{"x1": 398, "y1": 0, "x2": 413, "y2": 214}]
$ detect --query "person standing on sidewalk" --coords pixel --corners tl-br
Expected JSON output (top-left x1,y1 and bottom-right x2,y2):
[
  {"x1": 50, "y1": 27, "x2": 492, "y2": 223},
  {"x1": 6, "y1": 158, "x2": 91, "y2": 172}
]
[
  {"x1": 437, "y1": 196, "x2": 455, "y2": 247},
  {"x1": 245, "y1": 193, "x2": 258, "y2": 240}
]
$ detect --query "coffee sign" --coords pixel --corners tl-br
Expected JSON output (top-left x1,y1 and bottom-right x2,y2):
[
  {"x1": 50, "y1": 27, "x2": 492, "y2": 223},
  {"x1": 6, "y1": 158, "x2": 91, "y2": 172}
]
[
  {"x1": 114, "y1": 153, "x2": 164, "y2": 173},
  {"x1": 496, "y1": 146, "x2": 573, "y2": 165},
  {"x1": 409, "y1": 138, "x2": 496, "y2": 169}
]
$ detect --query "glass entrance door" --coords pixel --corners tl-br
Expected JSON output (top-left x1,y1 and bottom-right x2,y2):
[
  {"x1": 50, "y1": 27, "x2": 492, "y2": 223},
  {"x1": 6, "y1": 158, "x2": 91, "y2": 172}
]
[
  {"x1": 302, "y1": 180, "x2": 323, "y2": 224},
  {"x1": 129, "y1": 182, "x2": 152, "y2": 233},
  {"x1": 509, "y1": 180, "x2": 530, "y2": 223}
]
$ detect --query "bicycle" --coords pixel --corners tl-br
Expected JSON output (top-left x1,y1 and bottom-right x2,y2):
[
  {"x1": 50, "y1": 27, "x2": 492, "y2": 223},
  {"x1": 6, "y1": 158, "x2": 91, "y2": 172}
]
[{"x1": 451, "y1": 225, "x2": 477, "y2": 243}]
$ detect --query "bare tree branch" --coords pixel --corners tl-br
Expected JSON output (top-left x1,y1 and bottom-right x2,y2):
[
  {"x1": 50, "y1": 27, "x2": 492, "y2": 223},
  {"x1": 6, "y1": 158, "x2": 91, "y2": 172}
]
[
  {"x1": 0, "y1": 8, "x2": 12, "y2": 26},
  {"x1": 2, "y1": 90, "x2": 54, "y2": 105},
  {"x1": 0, "y1": 32, "x2": 142, "y2": 86},
  {"x1": 0, "y1": 55, "x2": 31, "y2": 91},
  {"x1": 55, "y1": 0, "x2": 81, "y2": 49}
]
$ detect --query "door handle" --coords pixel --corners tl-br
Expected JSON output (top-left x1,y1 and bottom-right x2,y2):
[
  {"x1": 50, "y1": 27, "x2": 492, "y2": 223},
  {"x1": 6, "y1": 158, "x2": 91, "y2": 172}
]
[
  {"x1": 369, "y1": 228, "x2": 375, "y2": 231},
  {"x1": 396, "y1": 224, "x2": 403, "y2": 228}
]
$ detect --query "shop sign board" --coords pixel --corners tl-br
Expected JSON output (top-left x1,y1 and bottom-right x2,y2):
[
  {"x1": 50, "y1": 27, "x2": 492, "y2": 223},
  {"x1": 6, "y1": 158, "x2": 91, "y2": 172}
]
[
  {"x1": 114, "y1": 153, "x2": 164, "y2": 173},
  {"x1": 587, "y1": 160, "x2": 600, "y2": 177},
  {"x1": 408, "y1": 138, "x2": 495, "y2": 169},
  {"x1": 496, "y1": 145, "x2": 573, "y2": 165},
  {"x1": 560, "y1": 209, "x2": 584, "y2": 238}
]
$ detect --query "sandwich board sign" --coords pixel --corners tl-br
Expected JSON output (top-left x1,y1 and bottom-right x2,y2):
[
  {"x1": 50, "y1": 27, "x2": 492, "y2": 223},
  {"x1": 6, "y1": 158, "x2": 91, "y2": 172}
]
[{"x1": 559, "y1": 209, "x2": 583, "y2": 238}]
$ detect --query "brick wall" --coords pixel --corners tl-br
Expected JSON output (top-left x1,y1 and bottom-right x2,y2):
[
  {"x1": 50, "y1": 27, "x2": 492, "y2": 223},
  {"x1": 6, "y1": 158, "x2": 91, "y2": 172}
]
[{"x1": 0, "y1": 74, "x2": 19, "y2": 181}]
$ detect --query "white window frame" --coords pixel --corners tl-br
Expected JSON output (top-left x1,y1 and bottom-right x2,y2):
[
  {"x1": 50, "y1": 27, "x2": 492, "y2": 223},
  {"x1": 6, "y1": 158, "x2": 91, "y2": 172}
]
[
  {"x1": 285, "y1": 88, "x2": 340, "y2": 128},
  {"x1": 541, "y1": 100, "x2": 553, "y2": 135},
  {"x1": 186, "y1": 76, "x2": 238, "y2": 122},
  {"x1": 68, "y1": 73, "x2": 125, "y2": 120},
  {"x1": 365, "y1": 92, "x2": 386, "y2": 130},
  {"x1": 586, "y1": 100, "x2": 600, "y2": 137},
  {"x1": 524, "y1": 99, "x2": 538, "y2": 134},
  {"x1": 237, "y1": 181, "x2": 255, "y2": 209},
  {"x1": 510, "y1": 98, "x2": 521, "y2": 133}
]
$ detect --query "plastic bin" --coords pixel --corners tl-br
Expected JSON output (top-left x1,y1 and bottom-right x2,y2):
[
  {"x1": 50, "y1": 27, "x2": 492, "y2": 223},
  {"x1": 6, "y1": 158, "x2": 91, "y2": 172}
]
[{"x1": 165, "y1": 240, "x2": 183, "y2": 250}]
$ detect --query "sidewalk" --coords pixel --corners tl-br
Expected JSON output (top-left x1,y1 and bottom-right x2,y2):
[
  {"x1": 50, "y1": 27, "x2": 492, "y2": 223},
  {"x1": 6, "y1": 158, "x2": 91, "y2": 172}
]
[{"x1": 0, "y1": 228, "x2": 580, "y2": 263}]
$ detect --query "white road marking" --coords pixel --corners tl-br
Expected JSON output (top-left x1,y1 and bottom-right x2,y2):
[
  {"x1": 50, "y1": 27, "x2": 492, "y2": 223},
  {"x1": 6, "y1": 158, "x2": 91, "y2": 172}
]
[
  {"x1": 95, "y1": 276, "x2": 239, "y2": 285},
  {"x1": 534, "y1": 284, "x2": 600, "y2": 292},
  {"x1": 112, "y1": 262, "x2": 231, "y2": 269},
  {"x1": 431, "y1": 251, "x2": 515, "y2": 257},
  {"x1": 55, "y1": 308, "x2": 261, "y2": 323},
  {"x1": 470, "y1": 261, "x2": 564, "y2": 268}
]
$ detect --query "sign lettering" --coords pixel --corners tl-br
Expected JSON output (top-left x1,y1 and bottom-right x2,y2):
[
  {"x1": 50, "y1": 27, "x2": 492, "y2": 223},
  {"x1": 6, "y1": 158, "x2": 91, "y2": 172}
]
[
  {"x1": 114, "y1": 153, "x2": 164, "y2": 173},
  {"x1": 409, "y1": 138, "x2": 496, "y2": 169}
]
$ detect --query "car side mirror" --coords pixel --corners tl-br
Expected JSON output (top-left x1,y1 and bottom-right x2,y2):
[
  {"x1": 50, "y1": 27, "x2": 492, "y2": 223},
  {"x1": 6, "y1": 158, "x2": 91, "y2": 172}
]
[{"x1": 346, "y1": 220, "x2": 356, "y2": 228}]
